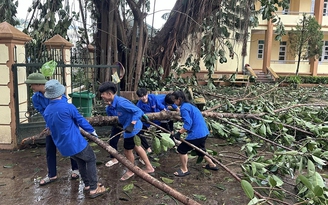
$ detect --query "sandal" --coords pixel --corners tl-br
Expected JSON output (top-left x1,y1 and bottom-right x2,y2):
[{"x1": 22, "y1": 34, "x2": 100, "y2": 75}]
[
  {"x1": 89, "y1": 184, "x2": 108, "y2": 199},
  {"x1": 203, "y1": 164, "x2": 219, "y2": 171},
  {"x1": 84, "y1": 183, "x2": 102, "y2": 192},
  {"x1": 120, "y1": 172, "x2": 135, "y2": 181},
  {"x1": 71, "y1": 170, "x2": 80, "y2": 180},
  {"x1": 174, "y1": 169, "x2": 190, "y2": 177},
  {"x1": 105, "y1": 160, "x2": 118, "y2": 167},
  {"x1": 39, "y1": 176, "x2": 57, "y2": 186}
]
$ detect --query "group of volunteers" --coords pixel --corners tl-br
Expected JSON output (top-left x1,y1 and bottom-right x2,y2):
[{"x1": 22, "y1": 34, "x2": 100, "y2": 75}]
[{"x1": 25, "y1": 72, "x2": 219, "y2": 199}]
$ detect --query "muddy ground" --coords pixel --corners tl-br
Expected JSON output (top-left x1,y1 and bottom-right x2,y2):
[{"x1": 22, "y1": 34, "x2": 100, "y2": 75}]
[{"x1": 0, "y1": 137, "x2": 250, "y2": 205}]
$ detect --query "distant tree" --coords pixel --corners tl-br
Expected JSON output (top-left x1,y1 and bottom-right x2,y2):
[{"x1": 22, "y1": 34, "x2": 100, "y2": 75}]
[
  {"x1": 23, "y1": 0, "x2": 77, "y2": 62},
  {"x1": 0, "y1": 0, "x2": 19, "y2": 26},
  {"x1": 288, "y1": 14, "x2": 323, "y2": 75}
]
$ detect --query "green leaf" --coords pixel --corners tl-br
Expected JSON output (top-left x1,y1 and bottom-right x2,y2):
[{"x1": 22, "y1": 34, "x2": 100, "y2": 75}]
[
  {"x1": 152, "y1": 137, "x2": 161, "y2": 154},
  {"x1": 160, "y1": 134, "x2": 175, "y2": 148},
  {"x1": 123, "y1": 183, "x2": 134, "y2": 192},
  {"x1": 313, "y1": 185, "x2": 324, "y2": 197},
  {"x1": 160, "y1": 177, "x2": 174, "y2": 184},
  {"x1": 313, "y1": 172, "x2": 325, "y2": 188},
  {"x1": 271, "y1": 175, "x2": 284, "y2": 187},
  {"x1": 269, "y1": 177, "x2": 277, "y2": 187},
  {"x1": 134, "y1": 136, "x2": 141, "y2": 146},
  {"x1": 241, "y1": 180, "x2": 254, "y2": 199},
  {"x1": 192, "y1": 194, "x2": 206, "y2": 201},
  {"x1": 307, "y1": 160, "x2": 315, "y2": 176},
  {"x1": 312, "y1": 155, "x2": 326, "y2": 166},
  {"x1": 297, "y1": 175, "x2": 313, "y2": 191}
]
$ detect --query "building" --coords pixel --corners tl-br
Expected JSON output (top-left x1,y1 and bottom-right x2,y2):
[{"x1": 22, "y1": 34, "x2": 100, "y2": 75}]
[
  {"x1": 178, "y1": 0, "x2": 328, "y2": 80},
  {"x1": 250, "y1": 0, "x2": 328, "y2": 76}
]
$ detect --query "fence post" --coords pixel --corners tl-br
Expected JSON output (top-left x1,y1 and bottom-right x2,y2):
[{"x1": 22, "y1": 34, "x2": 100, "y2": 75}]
[
  {"x1": 44, "y1": 35, "x2": 73, "y2": 101},
  {"x1": 0, "y1": 22, "x2": 32, "y2": 150}
]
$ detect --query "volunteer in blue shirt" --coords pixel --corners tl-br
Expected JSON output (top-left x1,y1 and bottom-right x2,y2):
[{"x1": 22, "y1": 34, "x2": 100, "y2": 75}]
[
  {"x1": 99, "y1": 82, "x2": 155, "y2": 181},
  {"x1": 25, "y1": 73, "x2": 79, "y2": 186},
  {"x1": 43, "y1": 79, "x2": 107, "y2": 199},
  {"x1": 136, "y1": 88, "x2": 166, "y2": 154},
  {"x1": 170, "y1": 90, "x2": 219, "y2": 177}
]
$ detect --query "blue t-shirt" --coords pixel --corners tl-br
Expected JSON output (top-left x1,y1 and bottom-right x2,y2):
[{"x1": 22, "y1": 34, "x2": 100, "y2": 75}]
[
  {"x1": 136, "y1": 94, "x2": 165, "y2": 127},
  {"x1": 44, "y1": 99, "x2": 95, "y2": 157},
  {"x1": 155, "y1": 94, "x2": 178, "y2": 110},
  {"x1": 180, "y1": 102, "x2": 209, "y2": 140},
  {"x1": 111, "y1": 95, "x2": 143, "y2": 138}
]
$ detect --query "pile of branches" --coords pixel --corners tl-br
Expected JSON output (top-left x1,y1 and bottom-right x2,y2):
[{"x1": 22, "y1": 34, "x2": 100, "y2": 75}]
[
  {"x1": 189, "y1": 83, "x2": 328, "y2": 204},
  {"x1": 22, "y1": 83, "x2": 328, "y2": 204}
]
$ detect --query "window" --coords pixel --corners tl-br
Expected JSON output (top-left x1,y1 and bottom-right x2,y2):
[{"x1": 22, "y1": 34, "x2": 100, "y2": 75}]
[
  {"x1": 279, "y1": 41, "x2": 287, "y2": 61},
  {"x1": 324, "y1": 0, "x2": 328, "y2": 16},
  {"x1": 311, "y1": 0, "x2": 315, "y2": 14},
  {"x1": 258, "y1": 40, "x2": 265, "y2": 59},
  {"x1": 320, "y1": 41, "x2": 328, "y2": 61}
]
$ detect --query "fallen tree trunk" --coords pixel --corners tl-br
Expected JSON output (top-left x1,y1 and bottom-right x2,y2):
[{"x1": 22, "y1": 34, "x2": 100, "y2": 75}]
[
  {"x1": 80, "y1": 129, "x2": 201, "y2": 205},
  {"x1": 22, "y1": 127, "x2": 201, "y2": 204}
]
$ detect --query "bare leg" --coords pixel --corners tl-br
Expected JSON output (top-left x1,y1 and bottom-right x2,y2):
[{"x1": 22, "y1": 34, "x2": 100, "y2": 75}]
[
  {"x1": 173, "y1": 154, "x2": 189, "y2": 175},
  {"x1": 203, "y1": 155, "x2": 216, "y2": 168},
  {"x1": 122, "y1": 149, "x2": 135, "y2": 179},
  {"x1": 134, "y1": 145, "x2": 154, "y2": 173}
]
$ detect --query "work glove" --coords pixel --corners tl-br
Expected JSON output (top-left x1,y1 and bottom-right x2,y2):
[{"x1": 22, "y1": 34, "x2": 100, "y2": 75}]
[
  {"x1": 125, "y1": 123, "x2": 135, "y2": 133},
  {"x1": 171, "y1": 132, "x2": 181, "y2": 140},
  {"x1": 90, "y1": 130, "x2": 98, "y2": 137},
  {"x1": 141, "y1": 114, "x2": 150, "y2": 123}
]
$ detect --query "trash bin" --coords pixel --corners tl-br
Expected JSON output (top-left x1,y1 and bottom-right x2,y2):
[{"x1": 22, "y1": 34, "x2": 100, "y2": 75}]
[{"x1": 68, "y1": 91, "x2": 95, "y2": 117}]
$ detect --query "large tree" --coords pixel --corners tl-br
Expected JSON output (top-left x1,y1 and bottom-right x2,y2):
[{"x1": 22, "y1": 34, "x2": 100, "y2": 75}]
[{"x1": 89, "y1": 0, "x2": 288, "y2": 91}]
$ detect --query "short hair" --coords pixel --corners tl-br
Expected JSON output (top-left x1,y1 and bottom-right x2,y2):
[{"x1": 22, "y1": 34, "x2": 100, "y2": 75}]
[
  {"x1": 164, "y1": 93, "x2": 174, "y2": 105},
  {"x1": 171, "y1": 90, "x2": 189, "y2": 103},
  {"x1": 98, "y1": 81, "x2": 117, "y2": 94},
  {"x1": 136, "y1": 88, "x2": 148, "y2": 97}
]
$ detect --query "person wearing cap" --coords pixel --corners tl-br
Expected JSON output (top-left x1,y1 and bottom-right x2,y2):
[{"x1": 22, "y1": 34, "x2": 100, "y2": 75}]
[
  {"x1": 98, "y1": 82, "x2": 155, "y2": 181},
  {"x1": 43, "y1": 79, "x2": 107, "y2": 198},
  {"x1": 25, "y1": 73, "x2": 80, "y2": 186}
]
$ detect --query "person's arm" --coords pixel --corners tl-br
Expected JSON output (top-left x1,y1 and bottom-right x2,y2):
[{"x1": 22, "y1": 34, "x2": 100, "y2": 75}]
[
  {"x1": 32, "y1": 94, "x2": 46, "y2": 115},
  {"x1": 70, "y1": 104, "x2": 95, "y2": 133}
]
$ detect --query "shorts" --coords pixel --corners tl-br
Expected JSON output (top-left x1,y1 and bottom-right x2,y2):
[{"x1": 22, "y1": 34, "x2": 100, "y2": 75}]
[
  {"x1": 124, "y1": 136, "x2": 137, "y2": 150},
  {"x1": 177, "y1": 136, "x2": 207, "y2": 156}
]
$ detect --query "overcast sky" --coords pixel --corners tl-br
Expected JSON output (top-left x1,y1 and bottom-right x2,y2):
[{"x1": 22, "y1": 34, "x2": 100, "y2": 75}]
[{"x1": 17, "y1": 0, "x2": 175, "y2": 29}]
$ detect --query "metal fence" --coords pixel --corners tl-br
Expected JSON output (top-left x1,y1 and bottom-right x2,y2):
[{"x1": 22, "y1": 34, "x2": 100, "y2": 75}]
[{"x1": 13, "y1": 45, "x2": 120, "y2": 143}]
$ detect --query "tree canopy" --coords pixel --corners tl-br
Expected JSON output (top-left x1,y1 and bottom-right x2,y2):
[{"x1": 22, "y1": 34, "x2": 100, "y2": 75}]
[{"x1": 10, "y1": 0, "x2": 289, "y2": 91}]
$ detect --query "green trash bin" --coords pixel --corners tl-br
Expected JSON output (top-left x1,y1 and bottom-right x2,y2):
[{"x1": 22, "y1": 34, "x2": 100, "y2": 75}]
[{"x1": 68, "y1": 91, "x2": 95, "y2": 117}]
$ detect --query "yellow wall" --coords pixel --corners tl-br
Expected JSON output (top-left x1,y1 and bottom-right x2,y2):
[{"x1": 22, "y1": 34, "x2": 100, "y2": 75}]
[
  {"x1": 299, "y1": 0, "x2": 312, "y2": 13},
  {"x1": 178, "y1": 33, "x2": 250, "y2": 74},
  {"x1": 249, "y1": 33, "x2": 264, "y2": 69}
]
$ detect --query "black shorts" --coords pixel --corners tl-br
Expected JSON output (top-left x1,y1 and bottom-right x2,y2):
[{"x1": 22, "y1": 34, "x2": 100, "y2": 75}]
[
  {"x1": 177, "y1": 136, "x2": 207, "y2": 156},
  {"x1": 124, "y1": 136, "x2": 137, "y2": 150}
]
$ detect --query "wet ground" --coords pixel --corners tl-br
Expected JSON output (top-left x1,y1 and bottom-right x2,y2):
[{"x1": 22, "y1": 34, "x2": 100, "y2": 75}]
[{"x1": 0, "y1": 137, "x2": 249, "y2": 205}]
